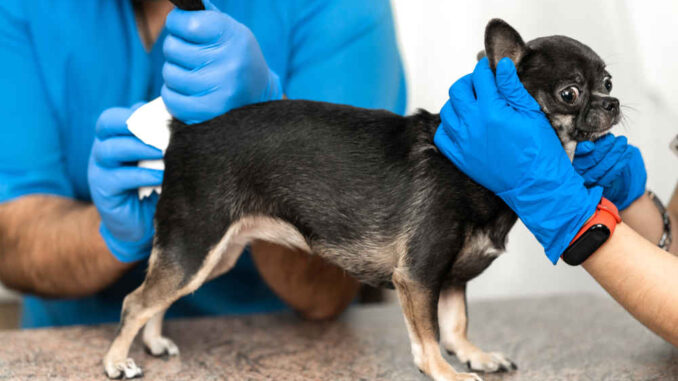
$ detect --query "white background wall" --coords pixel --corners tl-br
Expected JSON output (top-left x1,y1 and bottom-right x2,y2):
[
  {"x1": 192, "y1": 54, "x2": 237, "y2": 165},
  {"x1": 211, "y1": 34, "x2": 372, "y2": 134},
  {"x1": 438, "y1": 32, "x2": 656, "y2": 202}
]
[
  {"x1": 1, "y1": 0, "x2": 676, "y2": 303},
  {"x1": 391, "y1": 0, "x2": 678, "y2": 300}
]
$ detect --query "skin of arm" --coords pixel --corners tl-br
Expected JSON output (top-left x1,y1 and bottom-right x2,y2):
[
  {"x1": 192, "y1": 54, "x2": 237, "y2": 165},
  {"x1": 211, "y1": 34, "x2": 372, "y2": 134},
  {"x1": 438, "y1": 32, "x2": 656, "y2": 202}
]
[
  {"x1": 583, "y1": 222, "x2": 678, "y2": 346},
  {"x1": 0, "y1": 195, "x2": 133, "y2": 297},
  {"x1": 621, "y1": 189, "x2": 678, "y2": 256}
]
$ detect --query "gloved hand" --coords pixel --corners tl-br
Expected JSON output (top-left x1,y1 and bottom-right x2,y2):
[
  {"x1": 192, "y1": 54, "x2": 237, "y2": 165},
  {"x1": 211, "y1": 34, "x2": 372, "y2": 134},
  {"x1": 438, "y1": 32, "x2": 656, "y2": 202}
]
[
  {"x1": 88, "y1": 106, "x2": 164, "y2": 263},
  {"x1": 573, "y1": 134, "x2": 647, "y2": 210},
  {"x1": 434, "y1": 57, "x2": 603, "y2": 263},
  {"x1": 162, "y1": 0, "x2": 282, "y2": 124}
]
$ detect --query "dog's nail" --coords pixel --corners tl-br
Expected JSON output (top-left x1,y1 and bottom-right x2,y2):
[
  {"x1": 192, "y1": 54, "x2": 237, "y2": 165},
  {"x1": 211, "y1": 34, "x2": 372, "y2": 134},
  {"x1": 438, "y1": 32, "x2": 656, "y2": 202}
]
[
  {"x1": 466, "y1": 361, "x2": 472, "y2": 370},
  {"x1": 510, "y1": 360, "x2": 518, "y2": 370}
]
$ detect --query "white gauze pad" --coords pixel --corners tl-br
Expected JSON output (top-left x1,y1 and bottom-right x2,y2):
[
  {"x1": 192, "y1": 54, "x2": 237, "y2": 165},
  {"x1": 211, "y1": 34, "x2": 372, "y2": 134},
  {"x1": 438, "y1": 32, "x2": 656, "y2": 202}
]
[{"x1": 125, "y1": 97, "x2": 173, "y2": 199}]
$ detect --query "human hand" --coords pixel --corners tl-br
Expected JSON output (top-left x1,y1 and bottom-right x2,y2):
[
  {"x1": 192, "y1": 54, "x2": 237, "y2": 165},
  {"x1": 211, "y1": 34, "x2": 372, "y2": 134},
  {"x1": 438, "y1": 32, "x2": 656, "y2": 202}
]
[
  {"x1": 162, "y1": 0, "x2": 282, "y2": 124},
  {"x1": 434, "y1": 57, "x2": 603, "y2": 263},
  {"x1": 574, "y1": 134, "x2": 647, "y2": 210},
  {"x1": 88, "y1": 106, "x2": 163, "y2": 263}
]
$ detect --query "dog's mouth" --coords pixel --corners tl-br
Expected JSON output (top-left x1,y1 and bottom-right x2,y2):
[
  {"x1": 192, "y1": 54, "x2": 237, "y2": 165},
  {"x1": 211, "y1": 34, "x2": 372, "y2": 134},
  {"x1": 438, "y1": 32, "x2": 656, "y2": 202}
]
[
  {"x1": 571, "y1": 124, "x2": 614, "y2": 141},
  {"x1": 570, "y1": 110, "x2": 621, "y2": 142}
]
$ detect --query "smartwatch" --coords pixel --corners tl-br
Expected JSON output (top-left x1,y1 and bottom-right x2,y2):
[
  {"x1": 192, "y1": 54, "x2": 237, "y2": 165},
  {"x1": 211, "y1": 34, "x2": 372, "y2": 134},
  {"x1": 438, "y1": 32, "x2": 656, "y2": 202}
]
[{"x1": 562, "y1": 197, "x2": 622, "y2": 266}]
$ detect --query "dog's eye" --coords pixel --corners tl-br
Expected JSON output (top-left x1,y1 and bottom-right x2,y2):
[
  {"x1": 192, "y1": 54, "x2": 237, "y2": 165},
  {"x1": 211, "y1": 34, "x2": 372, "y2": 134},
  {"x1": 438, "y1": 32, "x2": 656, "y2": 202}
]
[
  {"x1": 604, "y1": 78, "x2": 613, "y2": 92},
  {"x1": 560, "y1": 86, "x2": 580, "y2": 104}
]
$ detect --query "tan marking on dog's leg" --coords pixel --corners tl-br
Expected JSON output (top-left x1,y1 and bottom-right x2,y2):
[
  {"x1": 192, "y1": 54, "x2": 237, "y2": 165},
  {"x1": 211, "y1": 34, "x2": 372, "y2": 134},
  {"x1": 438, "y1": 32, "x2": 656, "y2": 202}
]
[
  {"x1": 142, "y1": 308, "x2": 178, "y2": 357},
  {"x1": 103, "y1": 285, "x2": 164, "y2": 379},
  {"x1": 104, "y1": 231, "x2": 233, "y2": 379},
  {"x1": 438, "y1": 285, "x2": 516, "y2": 373},
  {"x1": 393, "y1": 271, "x2": 481, "y2": 381}
]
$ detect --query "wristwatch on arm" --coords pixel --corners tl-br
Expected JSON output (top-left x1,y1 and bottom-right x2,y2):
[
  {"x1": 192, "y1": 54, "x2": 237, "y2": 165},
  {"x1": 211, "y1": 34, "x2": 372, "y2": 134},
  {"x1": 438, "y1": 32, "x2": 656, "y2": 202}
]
[{"x1": 561, "y1": 197, "x2": 622, "y2": 266}]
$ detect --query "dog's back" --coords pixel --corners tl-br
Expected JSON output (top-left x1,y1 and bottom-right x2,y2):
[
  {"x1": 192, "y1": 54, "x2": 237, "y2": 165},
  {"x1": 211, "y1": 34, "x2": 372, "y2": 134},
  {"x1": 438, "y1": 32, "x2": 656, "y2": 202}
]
[{"x1": 155, "y1": 99, "x2": 513, "y2": 287}]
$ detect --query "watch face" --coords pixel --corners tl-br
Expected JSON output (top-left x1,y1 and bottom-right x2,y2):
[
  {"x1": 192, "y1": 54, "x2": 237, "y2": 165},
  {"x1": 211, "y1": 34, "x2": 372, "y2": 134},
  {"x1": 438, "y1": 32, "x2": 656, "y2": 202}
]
[{"x1": 562, "y1": 224, "x2": 611, "y2": 266}]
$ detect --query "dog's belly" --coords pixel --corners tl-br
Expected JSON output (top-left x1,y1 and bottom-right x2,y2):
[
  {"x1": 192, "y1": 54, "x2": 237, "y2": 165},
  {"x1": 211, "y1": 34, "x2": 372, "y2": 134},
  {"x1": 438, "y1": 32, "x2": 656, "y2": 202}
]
[
  {"x1": 310, "y1": 239, "x2": 400, "y2": 287},
  {"x1": 446, "y1": 232, "x2": 502, "y2": 285},
  {"x1": 206, "y1": 215, "x2": 398, "y2": 287}
]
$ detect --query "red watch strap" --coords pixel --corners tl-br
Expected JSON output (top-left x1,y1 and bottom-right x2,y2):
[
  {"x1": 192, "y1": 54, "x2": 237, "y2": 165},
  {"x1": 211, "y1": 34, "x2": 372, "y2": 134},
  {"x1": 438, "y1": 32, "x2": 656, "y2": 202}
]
[{"x1": 569, "y1": 197, "x2": 622, "y2": 245}]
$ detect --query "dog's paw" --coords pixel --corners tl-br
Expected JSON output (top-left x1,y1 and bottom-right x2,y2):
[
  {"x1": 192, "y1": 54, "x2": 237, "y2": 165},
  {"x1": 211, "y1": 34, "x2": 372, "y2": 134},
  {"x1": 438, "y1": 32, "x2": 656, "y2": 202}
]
[
  {"x1": 144, "y1": 336, "x2": 179, "y2": 357},
  {"x1": 104, "y1": 358, "x2": 144, "y2": 379},
  {"x1": 462, "y1": 351, "x2": 516, "y2": 373}
]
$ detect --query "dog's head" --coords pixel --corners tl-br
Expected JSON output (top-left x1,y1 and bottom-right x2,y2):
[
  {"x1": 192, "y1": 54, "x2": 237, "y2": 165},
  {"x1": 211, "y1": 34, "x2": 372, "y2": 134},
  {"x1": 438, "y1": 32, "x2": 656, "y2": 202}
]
[{"x1": 479, "y1": 19, "x2": 620, "y2": 153}]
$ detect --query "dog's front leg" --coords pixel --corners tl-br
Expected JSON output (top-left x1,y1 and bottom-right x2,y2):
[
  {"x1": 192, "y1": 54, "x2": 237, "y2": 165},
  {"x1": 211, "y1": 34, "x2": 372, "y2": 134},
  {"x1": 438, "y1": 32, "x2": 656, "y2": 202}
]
[
  {"x1": 393, "y1": 271, "x2": 481, "y2": 381},
  {"x1": 438, "y1": 284, "x2": 516, "y2": 373}
]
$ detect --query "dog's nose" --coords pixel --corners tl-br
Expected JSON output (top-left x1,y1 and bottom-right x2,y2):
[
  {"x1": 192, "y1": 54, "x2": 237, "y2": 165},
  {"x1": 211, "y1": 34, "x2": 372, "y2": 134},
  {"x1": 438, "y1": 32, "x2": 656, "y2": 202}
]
[{"x1": 603, "y1": 98, "x2": 619, "y2": 113}]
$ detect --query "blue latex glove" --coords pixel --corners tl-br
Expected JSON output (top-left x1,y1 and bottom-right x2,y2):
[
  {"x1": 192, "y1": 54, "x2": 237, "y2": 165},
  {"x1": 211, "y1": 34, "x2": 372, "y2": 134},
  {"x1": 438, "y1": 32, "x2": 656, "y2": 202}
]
[
  {"x1": 88, "y1": 106, "x2": 164, "y2": 263},
  {"x1": 573, "y1": 134, "x2": 646, "y2": 210},
  {"x1": 162, "y1": 0, "x2": 282, "y2": 124},
  {"x1": 434, "y1": 58, "x2": 603, "y2": 263}
]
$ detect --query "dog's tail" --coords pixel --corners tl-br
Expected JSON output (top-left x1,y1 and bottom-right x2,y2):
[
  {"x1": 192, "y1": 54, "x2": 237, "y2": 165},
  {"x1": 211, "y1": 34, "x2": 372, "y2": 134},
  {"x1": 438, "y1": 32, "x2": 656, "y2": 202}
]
[{"x1": 169, "y1": 0, "x2": 205, "y2": 11}]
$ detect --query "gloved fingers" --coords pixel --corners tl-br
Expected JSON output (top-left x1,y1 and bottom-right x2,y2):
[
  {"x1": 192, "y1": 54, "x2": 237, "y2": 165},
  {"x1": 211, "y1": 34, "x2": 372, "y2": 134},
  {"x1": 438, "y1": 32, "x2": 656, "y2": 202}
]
[
  {"x1": 573, "y1": 134, "x2": 617, "y2": 171},
  {"x1": 165, "y1": 8, "x2": 239, "y2": 45},
  {"x1": 471, "y1": 58, "x2": 505, "y2": 112},
  {"x1": 448, "y1": 74, "x2": 478, "y2": 117},
  {"x1": 433, "y1": 122, "x2": 464, "y2": 164},
  {"x1": 163, "y1": 34, "x2": 215, "y2": 70},
  {"x1": 597, "y1": 153, "x2": 631, "y2": 186},
  {"x1": 495, "y1": 58, "x2": 541, "y2": 112},
  {"x1": 93, "y1": 137, "x2": 163, "y2": 168},
  {"x1": 626, "y1": 145, "x2": 645, "y2": 169},
  {"x1": 574, "y1": 141, "x2": 595, "y2": 156},
  {"x1": 162, "y1": 85, "x2": 217, "y2": 124},
  {"x1": 438, "y1": 102, "x2": 464, "y2": 141},
  {"x1": 162, "y1": 61, "x2": 220, "y2": 96},
  {"x1": 96, "y1": 108, "x2": 135, "y2": 139},
  {"x1": 584, "y1": 136, "x2": 629, "y2": 181},
  {"x1": 103, "y1": 167, "x2": 164, "y2": 194}
]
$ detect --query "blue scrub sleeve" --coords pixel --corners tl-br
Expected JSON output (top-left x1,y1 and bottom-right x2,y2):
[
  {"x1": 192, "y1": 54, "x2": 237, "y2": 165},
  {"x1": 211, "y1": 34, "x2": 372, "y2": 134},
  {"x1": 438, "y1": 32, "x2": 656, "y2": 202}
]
[
  {"x1": 286, "y1": 0, "x2": 407, "y2": 114},
  {"x1": 0, "y1": 3, "x2": 73, "y2": 203}
]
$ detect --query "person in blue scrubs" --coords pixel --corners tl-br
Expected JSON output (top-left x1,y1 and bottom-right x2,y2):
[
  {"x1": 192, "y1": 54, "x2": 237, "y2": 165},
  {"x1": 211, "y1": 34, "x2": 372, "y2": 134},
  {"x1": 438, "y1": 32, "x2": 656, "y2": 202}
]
[{"x1": 0, "y1": 0, "x2": 406, "y2": 328}]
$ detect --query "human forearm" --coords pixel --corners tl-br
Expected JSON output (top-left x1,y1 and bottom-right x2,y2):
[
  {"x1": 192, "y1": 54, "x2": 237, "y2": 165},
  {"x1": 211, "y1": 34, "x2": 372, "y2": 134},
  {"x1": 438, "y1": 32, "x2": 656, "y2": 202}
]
[
  {"x1": 250, "y1": 241, "x2": 360, "y2": 320},
  {"x1": 0, "y1": 195, "x2": 132, "y2": 297},
  {"x1": 583, "y1": 222, "x2": 678, "y2": 346},
  {"x1": 621, "y1": 192, "x2": 677, "y2": 255}
]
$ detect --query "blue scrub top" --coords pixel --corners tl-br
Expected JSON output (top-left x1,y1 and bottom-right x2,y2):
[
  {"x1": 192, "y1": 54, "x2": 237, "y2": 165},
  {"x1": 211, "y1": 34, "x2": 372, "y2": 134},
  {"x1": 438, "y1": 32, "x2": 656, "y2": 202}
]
[{"x1": 0, "y1": 0, "x2": 406, "y2": 328}]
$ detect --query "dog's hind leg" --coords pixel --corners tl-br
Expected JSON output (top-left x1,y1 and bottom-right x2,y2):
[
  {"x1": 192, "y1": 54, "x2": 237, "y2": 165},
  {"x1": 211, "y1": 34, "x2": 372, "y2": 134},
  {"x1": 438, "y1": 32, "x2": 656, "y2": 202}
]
[
  {"x1": 438, "y1": 284, "x2": 516, "y2": 373},
  {"x1": 103, "y1": 231, "x2": 243, "y2": 379},
  {"x1": 102, "y1": 248, "x2": 181, "y2": 379},
  {"x1": 393, "y1": 270, "x2": 482, "y2": 381}
]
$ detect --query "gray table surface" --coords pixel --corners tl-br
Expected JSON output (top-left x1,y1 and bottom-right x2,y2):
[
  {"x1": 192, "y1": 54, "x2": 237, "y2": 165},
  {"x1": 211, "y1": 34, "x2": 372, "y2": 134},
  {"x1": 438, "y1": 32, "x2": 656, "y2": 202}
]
[{"x1": 0, "y1": 294, "x2": 675, "y2": 380}]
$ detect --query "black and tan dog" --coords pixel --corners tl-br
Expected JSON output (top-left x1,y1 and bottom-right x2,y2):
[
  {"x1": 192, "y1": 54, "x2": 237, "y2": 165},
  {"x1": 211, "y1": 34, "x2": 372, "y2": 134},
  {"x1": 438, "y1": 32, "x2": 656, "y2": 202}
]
[{"x1": 103, "y1": 5, "x2": 620, "y2": 380}]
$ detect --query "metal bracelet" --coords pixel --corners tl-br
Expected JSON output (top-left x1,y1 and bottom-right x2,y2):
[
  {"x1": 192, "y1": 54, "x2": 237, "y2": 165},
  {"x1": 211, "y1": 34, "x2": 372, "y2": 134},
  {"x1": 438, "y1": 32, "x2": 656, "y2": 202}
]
[{"x1": 647, "y1": 190, "x2": 672, "y2": 250}]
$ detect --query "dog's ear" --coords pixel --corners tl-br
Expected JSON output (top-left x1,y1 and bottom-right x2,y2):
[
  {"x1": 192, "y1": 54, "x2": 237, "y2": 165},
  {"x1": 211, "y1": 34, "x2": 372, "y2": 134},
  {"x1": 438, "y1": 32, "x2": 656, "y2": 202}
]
[
  {"x1": 476, "y1": 50, "x2": 487, "y2": 62},
  {"x1": 484, "y1": 19, "x2": 527, "y2": 71}
]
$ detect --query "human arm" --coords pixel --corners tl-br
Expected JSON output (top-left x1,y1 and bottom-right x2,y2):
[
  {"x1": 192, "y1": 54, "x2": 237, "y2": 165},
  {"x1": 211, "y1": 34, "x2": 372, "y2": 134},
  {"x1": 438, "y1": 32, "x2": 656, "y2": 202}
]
[
  {"x1": 434, "y1": 57, "x2": 678, "y2": 345},
  {"x1": 582, "y1": 222, "x2": 678, "y2": 346},
  {"x1": 0, "y1": 196, "x2": 132, "y2": 297},
  {"x1": 0, "y1": 3, "x2": 137, "y2": 297},
  {"x1": 621, "y1": 193, "x2": 677, "y2": 255},
  {"x1": 0, "y1": 105, "x2": 163, "y2": 297}
]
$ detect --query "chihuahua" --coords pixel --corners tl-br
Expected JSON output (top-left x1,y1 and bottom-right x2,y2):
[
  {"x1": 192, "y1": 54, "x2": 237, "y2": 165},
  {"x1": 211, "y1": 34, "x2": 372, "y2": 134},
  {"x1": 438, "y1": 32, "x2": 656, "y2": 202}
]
[{"x1": 103, "y1": 10, "x2": 620, "y2": 381}]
